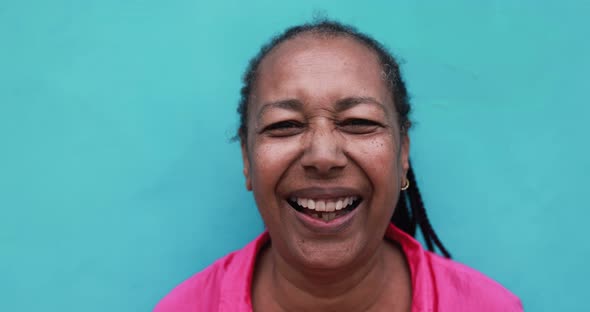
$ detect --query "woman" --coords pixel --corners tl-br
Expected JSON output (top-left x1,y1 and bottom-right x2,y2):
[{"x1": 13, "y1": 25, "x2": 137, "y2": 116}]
[{"x1": 155, "y1": 20, "x2": 523, "y2": 311}]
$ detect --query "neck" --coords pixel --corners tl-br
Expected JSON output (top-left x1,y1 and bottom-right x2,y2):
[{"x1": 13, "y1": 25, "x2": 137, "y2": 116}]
[{"x1": 254, "y1": 240, "x2": 410, "y2": 312}]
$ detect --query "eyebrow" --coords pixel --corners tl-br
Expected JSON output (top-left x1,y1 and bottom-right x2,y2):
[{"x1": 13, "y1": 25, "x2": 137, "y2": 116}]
[
  {"x1": 256, "y1": 96, "x2": 387, "y2": 121},
  {"x1": 334, "y1": 96, "x2": 387, "y2": 113},
  {"x1": 257, "y1": 99, "x2": 303, "y2": 121}
]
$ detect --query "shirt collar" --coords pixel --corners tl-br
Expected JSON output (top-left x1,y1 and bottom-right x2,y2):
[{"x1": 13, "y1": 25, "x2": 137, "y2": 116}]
[{"x1": 220, "y1": 223, "x2": 433, "y2": 312}]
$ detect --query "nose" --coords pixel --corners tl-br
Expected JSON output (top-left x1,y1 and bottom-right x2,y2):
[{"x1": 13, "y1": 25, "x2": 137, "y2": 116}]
[{"x1": 300, "y1": 123, "x2": 348, "y2": 177}]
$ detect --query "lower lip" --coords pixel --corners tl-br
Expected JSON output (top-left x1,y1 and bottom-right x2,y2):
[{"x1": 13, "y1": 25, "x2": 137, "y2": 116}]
[{"x1": 292, "y1": 203, "x2": 360, "y2": 234}]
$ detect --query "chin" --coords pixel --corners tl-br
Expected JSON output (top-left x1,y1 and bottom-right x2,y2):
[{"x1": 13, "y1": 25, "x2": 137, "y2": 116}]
[{"x1": 287, "y1": 232, "x2": 367, "y2": 271}]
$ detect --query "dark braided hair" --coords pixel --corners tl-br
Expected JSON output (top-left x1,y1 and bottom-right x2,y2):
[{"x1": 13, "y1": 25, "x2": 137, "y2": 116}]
[{"x1": 236, "y1": 19, "x2": 451, "y2": 258}]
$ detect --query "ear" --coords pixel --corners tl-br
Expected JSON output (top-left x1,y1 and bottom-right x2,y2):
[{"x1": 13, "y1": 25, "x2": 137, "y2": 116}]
[
  {"x1": 401, "y1": 134, "x2": 410, "y2": 179},
  {"x1": 241, "y1": 142, "x2": 252, "y2": 191}
]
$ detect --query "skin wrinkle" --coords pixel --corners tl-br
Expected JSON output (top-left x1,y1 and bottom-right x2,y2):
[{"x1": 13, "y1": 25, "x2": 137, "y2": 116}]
[
  {"x1": 237, "y1": 24, "x2": 414, "y2": 144},
  {"x1": 244, "y1": 34, "x2": 411, "y2": 311},
  {"x1": 255, "y1": 96, "x2": 390, "y2": 133},
  {"x1": 247, "y1": 67, "x2": 411, "y2": 140},
  {"x1": 268, "y1": 245, "x2": 392, "y2": 312}
]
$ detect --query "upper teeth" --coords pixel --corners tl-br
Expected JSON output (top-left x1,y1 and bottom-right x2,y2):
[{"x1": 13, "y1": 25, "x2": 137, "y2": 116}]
[{"x1": 293, "y1": 196, "x2": 358, "y2": 212}]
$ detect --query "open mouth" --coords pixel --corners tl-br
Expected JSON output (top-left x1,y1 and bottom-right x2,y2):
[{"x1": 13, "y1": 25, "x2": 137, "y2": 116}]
[{"x1": 287, "y1": 196, "x2": 363, "y2": 222}]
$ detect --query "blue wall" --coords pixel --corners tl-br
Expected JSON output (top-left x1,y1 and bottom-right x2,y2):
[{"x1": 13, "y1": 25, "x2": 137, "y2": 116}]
[{"x1": 1, "y1": 1, "x2": 588, "y2": 311}]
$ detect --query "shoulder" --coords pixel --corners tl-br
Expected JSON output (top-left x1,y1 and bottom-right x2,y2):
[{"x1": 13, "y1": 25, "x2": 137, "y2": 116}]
[
  {"x1": 153, "y1": 253, "x2": 232, "y2": 312},
  {"x1": 425, "y1": 252, "x2": 523, "y2": 312},
  {"x1": 385, "y1": 224, "x2": 523, "y2": 311},
  {"x1": 153, "y1": 232, "x2": 268, "y2": 312}
]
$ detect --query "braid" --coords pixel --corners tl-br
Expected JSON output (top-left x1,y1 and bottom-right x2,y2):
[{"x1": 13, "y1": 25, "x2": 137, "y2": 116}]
[
  {"x1": 391, "y1": 187, "x2": 416, "y2": 237},
  {"x1": 393, "y1": 163, "x2": 452, "y2": 258}
]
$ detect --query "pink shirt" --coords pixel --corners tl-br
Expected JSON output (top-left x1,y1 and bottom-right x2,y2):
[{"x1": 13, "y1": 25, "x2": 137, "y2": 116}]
[{"x1": 155, "y1": 224, "x2": 523, "y2": 311}]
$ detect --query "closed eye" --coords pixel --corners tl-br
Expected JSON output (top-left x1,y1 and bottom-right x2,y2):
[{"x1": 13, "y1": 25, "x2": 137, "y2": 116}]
[
  {"x1": 338, "y1": 118, "x2": 383, "y2": 134},
  {"x1": 261, "y1": 120, "x2": 305, "y2": 137}
]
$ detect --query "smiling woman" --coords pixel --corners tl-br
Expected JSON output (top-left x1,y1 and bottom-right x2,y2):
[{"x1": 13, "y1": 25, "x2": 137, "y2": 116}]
[{"x1": 154, "y1": 20, "x2": 523, "y2": 312}]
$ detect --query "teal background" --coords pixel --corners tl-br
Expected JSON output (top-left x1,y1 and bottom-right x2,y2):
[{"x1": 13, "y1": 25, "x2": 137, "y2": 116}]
[{"x1": 1, "y1": 1, "x2": 588, "y2": 311}]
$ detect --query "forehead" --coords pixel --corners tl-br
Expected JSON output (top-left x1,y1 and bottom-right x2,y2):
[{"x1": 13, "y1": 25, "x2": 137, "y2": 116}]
[{"x1": 253, "y1": 34, "x2": 391, "y2": 107}]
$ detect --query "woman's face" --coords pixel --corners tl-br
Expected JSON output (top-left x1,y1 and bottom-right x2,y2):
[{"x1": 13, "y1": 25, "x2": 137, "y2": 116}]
[{"x1": 242, "y1": 35, "x2": 409, "y2": 269}]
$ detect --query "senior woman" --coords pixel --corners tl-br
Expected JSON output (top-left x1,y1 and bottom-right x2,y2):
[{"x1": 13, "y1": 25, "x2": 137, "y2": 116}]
[{"x1": 155, "y1": 20, "x2": 523, "y2": 311}]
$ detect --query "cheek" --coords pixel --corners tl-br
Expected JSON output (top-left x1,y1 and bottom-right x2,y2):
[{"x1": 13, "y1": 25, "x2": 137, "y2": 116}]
[
  {"x1": 249, "y1": 138, "x2": 301, "y2": 202},
  {"x1": 346, "y1": 135, "x2": 401, "y2": 252},
  {"x1": 347, "y1": 134, "x2": 401, "y2": 197}
]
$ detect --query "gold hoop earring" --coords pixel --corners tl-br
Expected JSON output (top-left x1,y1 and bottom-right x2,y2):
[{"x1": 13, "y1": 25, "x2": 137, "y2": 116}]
[{"x1": 401, "y1": 179, "x2": 410, "y2": 191}]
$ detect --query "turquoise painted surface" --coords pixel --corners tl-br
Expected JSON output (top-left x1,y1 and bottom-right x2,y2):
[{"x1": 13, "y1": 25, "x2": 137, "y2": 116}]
[{"x1": 1, "y1": 1, "x2": 588, "y2": 311}]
